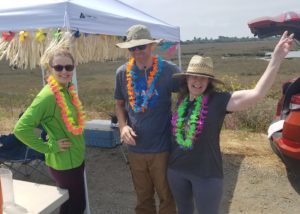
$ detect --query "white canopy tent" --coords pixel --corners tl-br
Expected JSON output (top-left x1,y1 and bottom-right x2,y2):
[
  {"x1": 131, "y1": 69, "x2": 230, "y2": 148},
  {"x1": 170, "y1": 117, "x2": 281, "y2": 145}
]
[
  {"x1": 0, "y1": 0, "x2": 181, "y2": 89},
  {"x1": 0, "y1": 1, "x2": 181, "y2": 212},
  {"x1": 0, "y1": 0, "x2": 180, "y2": 42}
]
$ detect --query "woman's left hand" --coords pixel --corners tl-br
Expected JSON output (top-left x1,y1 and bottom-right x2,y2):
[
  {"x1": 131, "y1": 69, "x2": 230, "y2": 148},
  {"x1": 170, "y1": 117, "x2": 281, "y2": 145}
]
[{"x1": 273, "y1": 31, "x2": 294, "y2": 60}]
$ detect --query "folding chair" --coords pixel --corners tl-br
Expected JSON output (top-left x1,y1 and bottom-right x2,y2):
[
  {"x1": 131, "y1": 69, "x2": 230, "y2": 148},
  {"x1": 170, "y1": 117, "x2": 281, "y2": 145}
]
[{"x1": 0, "y1": 133, "x2": 49, "y2": 178}]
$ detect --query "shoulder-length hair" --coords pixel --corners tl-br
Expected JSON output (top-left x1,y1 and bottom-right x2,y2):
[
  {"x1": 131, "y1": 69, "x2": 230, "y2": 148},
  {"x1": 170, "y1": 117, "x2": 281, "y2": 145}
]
[{"x1": 177, "y1": 78, "x2": 215, "y2": 101}]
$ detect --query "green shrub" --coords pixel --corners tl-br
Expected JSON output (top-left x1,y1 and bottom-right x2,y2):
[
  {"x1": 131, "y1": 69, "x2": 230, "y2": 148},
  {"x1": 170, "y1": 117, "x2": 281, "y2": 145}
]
[
  {"x1": 219, "y1": 74, "x2": 278, "y2": 132},
  {"x1": 224, "y1": 98, "x2": 276, "y2": 132}
]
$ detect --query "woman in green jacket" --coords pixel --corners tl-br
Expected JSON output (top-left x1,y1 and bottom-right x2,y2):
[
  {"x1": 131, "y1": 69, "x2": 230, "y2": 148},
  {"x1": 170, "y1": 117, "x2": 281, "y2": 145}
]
[{"x1": 14, "y1": 49, "x2": 86, "y2": 214}]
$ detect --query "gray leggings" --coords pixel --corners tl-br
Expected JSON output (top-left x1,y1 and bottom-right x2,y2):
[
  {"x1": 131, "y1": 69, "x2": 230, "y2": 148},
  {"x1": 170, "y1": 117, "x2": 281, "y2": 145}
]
[{"x1": 167, "y1": 168, "x2": 223, "y2": 214}]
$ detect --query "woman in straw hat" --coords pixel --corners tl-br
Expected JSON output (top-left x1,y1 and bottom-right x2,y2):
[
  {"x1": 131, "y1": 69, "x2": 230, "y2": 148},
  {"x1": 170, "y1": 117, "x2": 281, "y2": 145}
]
[
  {"x1": 167, "y1": 31, "x2": 294, "y2": 214},
  {"x1": 14, "y1": 49, "x2": 86, "y2": 214}
]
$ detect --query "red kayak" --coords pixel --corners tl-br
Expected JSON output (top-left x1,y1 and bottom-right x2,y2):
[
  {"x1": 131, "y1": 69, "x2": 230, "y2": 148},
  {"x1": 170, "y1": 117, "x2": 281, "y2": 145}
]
[{"x1": 248, "y1": 11, "x2": 300, "y2": 40}]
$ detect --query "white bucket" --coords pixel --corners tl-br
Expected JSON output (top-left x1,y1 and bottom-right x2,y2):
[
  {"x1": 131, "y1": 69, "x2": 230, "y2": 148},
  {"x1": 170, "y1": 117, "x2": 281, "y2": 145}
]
[{"x1": 0, "y1": 168, "x2": 27, "y2": 214}]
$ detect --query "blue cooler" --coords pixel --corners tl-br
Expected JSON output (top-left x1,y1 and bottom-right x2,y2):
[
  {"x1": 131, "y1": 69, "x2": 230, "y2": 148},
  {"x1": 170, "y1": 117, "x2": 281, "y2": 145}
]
[{"x1": 84, "y1": 119, "x2": 120, "y2": 148}]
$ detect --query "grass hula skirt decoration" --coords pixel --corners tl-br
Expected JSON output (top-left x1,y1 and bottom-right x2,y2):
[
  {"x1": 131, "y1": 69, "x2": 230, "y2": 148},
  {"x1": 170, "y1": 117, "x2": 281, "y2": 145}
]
[
  {"x1": 0, "y1": 31, "x2": 18, "y2": 67},
  {"x1": 0, "y1": 28, "x2": 127, "y2": 70},
  {"x1": 0, "y1": 32, "x2": 15, "y2": 60},
  {"x1": 40, "y1": 30, "x2": 74, "y2": 70},
  {"x1": 15, "y1": 31, "x2": 31, "y2": 68}
]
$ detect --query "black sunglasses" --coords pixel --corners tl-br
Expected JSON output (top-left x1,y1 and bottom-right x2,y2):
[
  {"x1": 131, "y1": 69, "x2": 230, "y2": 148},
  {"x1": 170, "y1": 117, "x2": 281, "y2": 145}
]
[
  {"x1": 128, "y1": 45, "x2": 147, "y2": 52},
  {"x1": 51, "y1": 64, "x2": 74, "y2": 72}
]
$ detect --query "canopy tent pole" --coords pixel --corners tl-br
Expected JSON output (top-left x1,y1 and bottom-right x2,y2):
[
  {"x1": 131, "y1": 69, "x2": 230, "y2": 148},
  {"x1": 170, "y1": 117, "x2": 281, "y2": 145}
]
[
  {"x1": 177, "y1": 43, "x2": 182, "y2": 70},
  {"x1": 176, "y1": 28, "x2": 182, "y2": 70},
  {"x1": 72, "y1": 68, "x2": 78, "y2": 93},
  {"x1": 64, "y1": 6, "x2": 88, "y2": 213},
  {"x1": 42, "y1": 67, "x2": 46, "y2": 86},
  {"x1": 84, "y1": 170, "x2": 91, "y2": 214}
]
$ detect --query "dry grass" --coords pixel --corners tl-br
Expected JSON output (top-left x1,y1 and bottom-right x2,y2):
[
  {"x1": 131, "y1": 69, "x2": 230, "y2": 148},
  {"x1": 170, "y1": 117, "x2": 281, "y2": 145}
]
[
  {"x1": 0, "y1": 40, "x2": 299, "y2": 133},
  {"x1": 221, "y1": 129, "x2": 286, "y2": 176},
  {"x1": 0, "y1": 107, "x2": 19, "y2": 134}
]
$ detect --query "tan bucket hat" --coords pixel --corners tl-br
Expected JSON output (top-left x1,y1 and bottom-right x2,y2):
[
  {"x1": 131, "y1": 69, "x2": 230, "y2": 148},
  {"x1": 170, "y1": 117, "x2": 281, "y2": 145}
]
[
  {"x1": 116, "y1": 24, "x2": 162, "y2": 48},
  {"x1": 173, "y1": 55, "x2": 224, "y2": 84}
]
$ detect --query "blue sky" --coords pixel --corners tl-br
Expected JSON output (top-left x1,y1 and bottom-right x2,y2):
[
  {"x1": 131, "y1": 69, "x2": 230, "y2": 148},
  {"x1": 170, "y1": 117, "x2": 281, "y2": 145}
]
[{"x1": 120, "y1": 0, "x2": 300, "y2": 40}]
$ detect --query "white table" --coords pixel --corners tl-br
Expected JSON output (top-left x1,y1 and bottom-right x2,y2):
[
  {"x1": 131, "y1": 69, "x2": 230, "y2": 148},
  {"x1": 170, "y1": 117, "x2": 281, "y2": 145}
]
[{"x1": 5, "y1": 179, "x2": 69, "y2": 214}]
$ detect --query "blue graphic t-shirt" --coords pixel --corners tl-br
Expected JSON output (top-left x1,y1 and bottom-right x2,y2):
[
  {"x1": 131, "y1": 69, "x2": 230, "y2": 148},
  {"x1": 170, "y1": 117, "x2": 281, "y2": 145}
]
[
  {"x1": 114, "y1": 58, "x2": 180, "y2": 153},
  {"x1": 133, "y1": 65, "x2": 160, "y2": 109}
]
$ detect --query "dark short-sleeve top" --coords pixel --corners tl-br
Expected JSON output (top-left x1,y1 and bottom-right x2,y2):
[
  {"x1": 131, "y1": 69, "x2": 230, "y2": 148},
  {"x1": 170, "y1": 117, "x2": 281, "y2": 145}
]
[
  {"x1": 114, "y1": 58, "x2": 180, "y2": 153},
  {"x1": 168, "y1": 91, "x2": 231, "y2": 178}
]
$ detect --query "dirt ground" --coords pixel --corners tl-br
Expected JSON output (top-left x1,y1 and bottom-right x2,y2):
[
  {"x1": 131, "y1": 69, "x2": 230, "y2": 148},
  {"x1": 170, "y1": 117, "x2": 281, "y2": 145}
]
[{"x1": 12, "y1": 130, "x2": 300, "y2": 214}]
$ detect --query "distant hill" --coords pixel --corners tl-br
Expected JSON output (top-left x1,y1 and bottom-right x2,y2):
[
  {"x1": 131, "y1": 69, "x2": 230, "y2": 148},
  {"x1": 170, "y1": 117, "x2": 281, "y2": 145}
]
[{"x1": 183, "y1": 36, "x2": 278, "y2": 44}]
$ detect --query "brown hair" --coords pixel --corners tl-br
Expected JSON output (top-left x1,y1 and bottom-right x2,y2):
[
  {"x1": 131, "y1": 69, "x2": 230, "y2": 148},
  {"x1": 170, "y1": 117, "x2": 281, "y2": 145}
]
[{"x1": 177, "y1": 78, "x2": 215, "y2": 101}]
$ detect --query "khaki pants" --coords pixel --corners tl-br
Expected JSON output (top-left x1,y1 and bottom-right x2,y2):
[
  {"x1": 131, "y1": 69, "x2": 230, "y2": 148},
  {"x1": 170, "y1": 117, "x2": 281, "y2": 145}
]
[{"x1": 128, "y1": 152, "x2": 176, "y2": 214}]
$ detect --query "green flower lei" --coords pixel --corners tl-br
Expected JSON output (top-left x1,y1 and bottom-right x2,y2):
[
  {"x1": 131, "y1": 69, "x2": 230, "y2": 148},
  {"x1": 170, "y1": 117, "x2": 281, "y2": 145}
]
[{"x1": 172, "y1": 95, "x2": 208, "y2": 150}]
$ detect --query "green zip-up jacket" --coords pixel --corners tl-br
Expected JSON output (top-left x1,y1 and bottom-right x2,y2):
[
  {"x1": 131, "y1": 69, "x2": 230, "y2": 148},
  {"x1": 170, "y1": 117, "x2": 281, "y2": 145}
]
[{"x1": 14, "y1": 85, "x2": 85, "y2": 170}]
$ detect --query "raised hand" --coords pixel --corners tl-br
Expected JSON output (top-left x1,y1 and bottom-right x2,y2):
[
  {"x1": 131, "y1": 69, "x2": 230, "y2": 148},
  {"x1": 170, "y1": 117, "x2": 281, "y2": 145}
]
[{"x1": 273, "y1": 31, "x2": 294, "y2": 60}]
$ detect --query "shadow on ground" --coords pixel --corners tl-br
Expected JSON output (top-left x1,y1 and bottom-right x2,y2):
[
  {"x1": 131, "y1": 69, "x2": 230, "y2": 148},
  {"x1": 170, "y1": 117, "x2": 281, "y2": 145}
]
[
  {"x1": 221, "y1": 153, "x2": 245, "y2": 214},
  {"x1": 270, "y1": 141, "x2": 300, "y2": 195},
  {"x1": 281, "y1": 156, "x2": 300, "y2": 194},
  {"x1": 8, "y1": 147, "x2": 247, "y2": 214}
]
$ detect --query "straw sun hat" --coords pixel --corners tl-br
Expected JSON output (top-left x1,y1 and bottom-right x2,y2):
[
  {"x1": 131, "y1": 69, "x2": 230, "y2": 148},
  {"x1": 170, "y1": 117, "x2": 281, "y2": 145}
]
[
  {"x1": 173, "y1": 55, "x2": 224, "y2": 84},
  {"x1": 116, "y1": 24, "x2": 162, "y2": 49}
]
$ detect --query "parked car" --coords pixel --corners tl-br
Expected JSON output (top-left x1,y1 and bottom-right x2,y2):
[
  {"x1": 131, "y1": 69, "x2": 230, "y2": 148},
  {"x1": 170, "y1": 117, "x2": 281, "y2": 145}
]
[
  {"x1": 248, "y1": 11, "x2": 300, "y2": 162},
  {"x1": 268, "y1": 78, "x2": 300, "y2": 161}
]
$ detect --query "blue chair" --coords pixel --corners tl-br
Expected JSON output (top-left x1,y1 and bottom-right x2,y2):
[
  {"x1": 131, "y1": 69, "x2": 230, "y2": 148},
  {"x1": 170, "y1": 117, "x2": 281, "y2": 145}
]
[{"x1": 0, "y1": 133, "x2": 48, "y2": 178}]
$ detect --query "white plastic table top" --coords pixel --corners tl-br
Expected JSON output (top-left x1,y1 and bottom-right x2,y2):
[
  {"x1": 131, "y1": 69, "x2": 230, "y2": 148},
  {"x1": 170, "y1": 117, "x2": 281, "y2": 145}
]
[{"x1": 5, "y1": 179, "x2": 69, "y2": 214}]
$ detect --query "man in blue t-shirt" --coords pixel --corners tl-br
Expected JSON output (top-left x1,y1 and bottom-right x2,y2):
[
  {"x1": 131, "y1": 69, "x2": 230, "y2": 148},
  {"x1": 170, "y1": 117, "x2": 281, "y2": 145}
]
[{"x1": 114, "y1": 24, "x2": 180, "y2": 214}]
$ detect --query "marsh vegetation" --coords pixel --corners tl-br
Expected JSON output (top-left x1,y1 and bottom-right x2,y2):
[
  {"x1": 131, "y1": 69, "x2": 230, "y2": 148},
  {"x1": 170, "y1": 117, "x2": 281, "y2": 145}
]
[{"x1": 1, "y1": 39, "x2": 299, "y2": 133}]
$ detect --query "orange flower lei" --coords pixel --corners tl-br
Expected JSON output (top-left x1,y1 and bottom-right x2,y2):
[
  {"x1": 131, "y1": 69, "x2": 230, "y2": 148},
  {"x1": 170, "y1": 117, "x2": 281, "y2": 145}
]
[
  {"x1": 126, "y1": 56, "x2": 161, "y2": 112},
  {"x1": 47, "y1": 75, "x2": 85, "y2": 135}
]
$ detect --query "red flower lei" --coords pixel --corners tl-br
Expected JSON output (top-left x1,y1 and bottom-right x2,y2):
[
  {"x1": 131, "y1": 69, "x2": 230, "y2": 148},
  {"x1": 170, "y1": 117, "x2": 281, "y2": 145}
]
[
  {"x1": 47, "y1": 75, "x2": 85, "y2": 135},
  {"x1": 126, "y1": 56, "x2": 159, "y2": 112}
]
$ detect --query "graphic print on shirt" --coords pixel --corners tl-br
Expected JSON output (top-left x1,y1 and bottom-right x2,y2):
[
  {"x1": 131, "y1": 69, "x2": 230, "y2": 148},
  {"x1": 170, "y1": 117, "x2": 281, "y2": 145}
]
[{"x1": 135, "y1": 74, "x2": 160, "y2": 109}]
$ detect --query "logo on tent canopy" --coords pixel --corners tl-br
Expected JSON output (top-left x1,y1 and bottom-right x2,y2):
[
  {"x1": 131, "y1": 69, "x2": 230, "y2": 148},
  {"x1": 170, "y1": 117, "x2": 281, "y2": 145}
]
[{"x1": 79, "y1": 13, "x2": 96, "y2": 20}]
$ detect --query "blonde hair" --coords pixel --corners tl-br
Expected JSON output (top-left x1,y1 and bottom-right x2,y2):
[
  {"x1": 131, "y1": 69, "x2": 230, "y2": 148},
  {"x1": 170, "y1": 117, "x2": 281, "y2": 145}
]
[
  {"x1": 48, "y1": 49, "x2": 75, "y2": 67},
  {"x1": 42, "y1": 49, "x2": 75, "y2": 79},
  {"x1": 40, "y1": 31, "x2": 73, "y2": 72}
]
